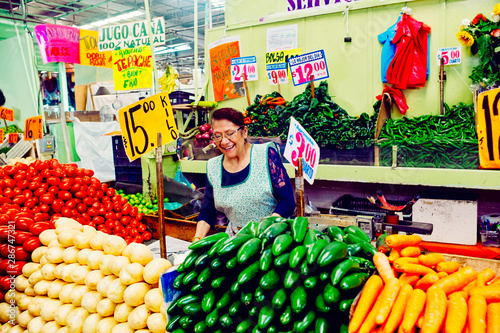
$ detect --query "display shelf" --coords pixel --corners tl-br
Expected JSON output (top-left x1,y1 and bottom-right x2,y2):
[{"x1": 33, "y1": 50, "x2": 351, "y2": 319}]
[{"x1": 179, "y1": 160, "x2": 500, "y2": 190}]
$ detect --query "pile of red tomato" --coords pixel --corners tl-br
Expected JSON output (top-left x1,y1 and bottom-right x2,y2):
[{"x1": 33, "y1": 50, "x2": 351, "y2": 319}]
[{"x1": 0, "y1": 159, "x2": 152, "y2": 296}]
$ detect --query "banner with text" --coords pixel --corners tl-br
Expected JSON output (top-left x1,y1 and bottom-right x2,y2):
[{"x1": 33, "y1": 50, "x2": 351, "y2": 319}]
[
  {"x1": 98, "y1": 17, "x2": 165, "y2": 51},
  {"x1": 79, "y1": 30, "x2": 113, "y2": 68},
  {"x1": 265, "y1": 48, "x2": 301, "y2": 80},
  {"x1": 34, "y1": 24, "x2": 80, "y2": 64},
  {"x1": 112, "y1": 46, "x2": 153, "y2": 91}
]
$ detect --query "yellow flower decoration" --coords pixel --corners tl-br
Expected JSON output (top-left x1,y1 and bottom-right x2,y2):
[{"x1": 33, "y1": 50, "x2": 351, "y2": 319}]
[
  {"x1": 457, "y1": 30, "x2": 474, "y2": 47},
  {"x1": 493, "y1": 3, "x2": 500, "y2": 15}
]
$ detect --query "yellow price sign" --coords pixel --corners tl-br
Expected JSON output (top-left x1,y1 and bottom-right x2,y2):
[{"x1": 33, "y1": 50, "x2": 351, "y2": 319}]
[
  {"x1": 24, "y1": 116, "x2": 43, "y2": 141},
  {"x1": 477, "y1": 88, "x2": 500, "y2": 169},
  {"x1": 0, "y1": 107, "x2": 14, "y2": 121},
  {"x1": 118, "y1": 92, "x2": 178, "y2": 161}
]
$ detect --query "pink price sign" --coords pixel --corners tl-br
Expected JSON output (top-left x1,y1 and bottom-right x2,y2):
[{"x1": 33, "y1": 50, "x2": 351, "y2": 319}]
[
  {"x1": 288, "y1": 50, "x2": 329, "y2": 86},
  {"x1": 437, "y1": 47, "x2": 461, "y2": 66},
  {"x1": 34, "y1": 24, "x2": 80, "y2": 64}
]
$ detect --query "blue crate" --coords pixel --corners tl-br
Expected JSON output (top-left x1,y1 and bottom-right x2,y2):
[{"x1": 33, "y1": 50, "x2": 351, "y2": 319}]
[
  {"x1": 114, "y1": 166, "x2": 142, "y2": 184},
  {"x1": 112, "y1": 136, "x2": 141, "y2": 167},
  {"x1": 169, "y1": 91, "x2": 204, "y2": 105}
]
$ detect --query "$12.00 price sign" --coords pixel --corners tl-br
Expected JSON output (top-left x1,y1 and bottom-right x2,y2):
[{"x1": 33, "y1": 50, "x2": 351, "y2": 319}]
[
  {"x1": 231, "y1": 56, "x2": 258, "y2": 82},
  {"x1": 288, "y1": 50, "x2": 329, "y2": 86},
  {"x1": 284, "y1": 117, "x2": 320, "y2": 185},
  {"x1": 266, "y1": 63, "x2": 288, "y2": 85},
  {"x1": 437, "y1": 47, "x2": 461, "y2": 66},
  {"x1": 24, "y1": 116, "x2": 43, "y2": 141},
  {"x1": 118, "y1": 92, "x2": 178, "y2": 161},
  {"x1": 0, "y1": 107, "x2": 14, "y2": 122}
]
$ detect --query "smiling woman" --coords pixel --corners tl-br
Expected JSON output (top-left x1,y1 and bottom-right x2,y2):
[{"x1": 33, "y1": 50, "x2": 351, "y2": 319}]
[{"x1": 193, "y1": 108, "x2": 295, "y2": 240}]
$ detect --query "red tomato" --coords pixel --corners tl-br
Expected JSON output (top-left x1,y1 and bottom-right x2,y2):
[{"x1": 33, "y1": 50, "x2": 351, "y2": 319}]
[
  {"x1": 130, "y1": 206, "x2": 138, "y2": 217},
  {"x1": 28, "y1": 182, "x2": 39, "y2": 191},
  {"x1": 76, "y1": 204, "x2": 87, "y2": 214},
  {"x1": 0, "y1": 260, "x2": 10, "y2": 276},
  {"x1": 61, "y1": 207, "x2": 72, "y2": 218},
  {"x1": 96, "y1": 190, "x2": 104, "y2": 199},
  {"x1": 32, "y1": 175, "x2": 43, "y2": 183},
  {"x1": 124, "y1": 236, "x2": 133, "y2": 245},
  {"x1": 47, "y1": 177, "x2": 60, "y2": 186},
  {"x1": 14, "y1": 247, "x2": 30, "y2": 261},
  {"x1": 12, "y1": 195, "x2": 26, "y2": 205},
  {"x1": 142, "y1": 231, "x2": 152, "y2": 241},
  {"x1": 17, "y1": 180, "x2": 29, "y2": 189},
  {"x1": 40, "y1": 193, "x2": 55, "y2": 205},
  {"x1": 104, "y1": 220, "x2": 115, "y2": 229},
  {"x1": 14, "y1": 231, "x2": 32, "y2": 245},
  {"x1": 92, "y1": 216, "x2": 105, "y2": 225},
  {"x1": 113, "y1": 225, "x2": 124, "y2": 234},
  {"x1": 137, "y1": 223, "x2": 146, "y2": 233},
  {"x1": 87, "y1": 188, "x2": 96, "y2": 198},
  {"x1": 29, "y1": 222, "x2": 50, "y2": 236},
  {"x1": 34, "y1": 188, "x2": 46, "y2": 197},
  {"x1": 3, "y1": 166, "x2": 17, "y2": 176},
  {"x1": 120, "y1": 216, "x2": 131, "y2": 226},
  {"x1": 100, "y1": 227, "x2": 112, "y2": 234},
  {"x1": 6, "y1": 261, "x2": 26, "y2": 276},
  {"x1": 52, "y1": 169, "x2": 65, "y2": 178},
  {"x1": 129, "y1": 228, "x2": 139, "y2": 237},
  {"x1": 81, "y1": 213, "x2": 91, "y2": 222},
  {"x1": 13, "y1": 172, "x2": 26, "y2": 181},
  {"x1": 129, "y1": 219, "x2": 139, "y2": 228},
  {"x1": 40, "y1": 204, "x2": 50, "y2": 213},
  {"x1": 58, "y1": 191, "x2": 72, "y2": 201},
  {"x1": 23, "y1": 189, "x2": 33, "y2": 199},
  {"x1": 106, "y1": 188, "x2": 115, "y2": 197},
  {"x1": 40, "y1": 169, "x2": 51, "y2": 178},
  {"x1": 3, "y1": 188, "x2": 14, "y2": 198},
  {"x1": 48, "y1": 185, "x2": 59, "y2": 196},
  {"x1": 0, "y1": 244, "x2": 8, "y2": 257},
  {"x1": 137, "y1": 213, "x2": 144, "y2": 221},
  {"x1": 70, "y1": 183, "x2": 82, "y2": 193},
  {"x1": 0, "y1": 215, "x2": 8, "y2": 226},
  {"x1": 75, "y1": 191, "x2": 87, "y2": 199},
  {"x1": 13, "y1": 187, "x2": 22, "y2": 196},
  {"x1": 23, "y1": 237, "x2": 41, "y2": 252},
  {"x1": 15, "y1": 217, "x2": 33, "y2": 232},
  {"x1": 65, "y1": 199, "x2": 77, "y2": 210},
  {"x1": 87, "y1": 208, "x2": 99, "y2": 217},
  {"x1": 133, "y1": 235, "x2": 144, "y2": 243},
  {"x1": 84, "y1": 169, "x2": 94, "y2": 177},
  {"x1": 0, "y1": 276, "x2": 12, "y2": 290},
  {"x1": 59, "y1": 181, "x2": 72, "y2": 191},
  {"x1": 82, "y1": 197, "x2": 93, "y2": 206},
  {"x1": 51, "y1": 201, "x2": 63, "y2": 213}
]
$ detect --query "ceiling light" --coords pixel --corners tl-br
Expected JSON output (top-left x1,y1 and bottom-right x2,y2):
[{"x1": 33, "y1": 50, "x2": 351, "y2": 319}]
[{"x1": 76, "y1": 10, "x2": 144, "y2": 29}]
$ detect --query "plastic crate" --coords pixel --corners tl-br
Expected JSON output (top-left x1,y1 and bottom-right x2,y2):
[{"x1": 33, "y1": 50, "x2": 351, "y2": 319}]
[
  {"x1": 330, "y1": 194, "x2": 412, "y2": 219},
  {"x1": 169, "y1": 91, "x2": 204, "y2": 105},
  {"x1": 112, "y1": 136, "x2": 141, "y2": 167},
  {"x1": 114, "y1": 166, "x2": 142, "y2": 184}
]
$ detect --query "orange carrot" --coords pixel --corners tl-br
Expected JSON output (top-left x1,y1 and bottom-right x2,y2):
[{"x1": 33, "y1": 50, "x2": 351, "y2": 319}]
[
  {"x1": 394, "y1": 257, "x2": 420, "y2": 270},
  {"x1": 489, "y1": 277, "x2": 500, "y2": 286},
  {"x1": 469, "y1": 285, "x2": 500, "y2": 302},
  {"x1": 421, "y1": 286, "x2": 447, "y2": 333},
  {"x1": 349, "y1": 275, "x2": 384, "y2": 333},
  {"x1": 383, "y1": 283, "x2": 413, "y2": 333},
  {"x1": 437, "y1": 272, "x2": 449, "y2": 279},
  {"x1": 374, "y1": 252, "x2": 396, "y2": 284},
  {"x1": 444, "y1": 292, "x2": 468, "y2": 333},
  {"x1": 399, "y1": 263, "x2": 436, "y2": 276},
  {"x1": 416, "y1": 309, "x2": 425, "y2": 328},
  {"x1": 388, "y1": 248, "x2": 401, "y2": 263},
  {"x1": 376, "y1": 278, "x2": 401, "y2": 325},
  {"x1": 468, "y1": 295, "x2": 486, "y2": 333},
  {"x1": 436, "y1": 261, "x2": 461, "y2": 274},
  {"x1": 478, "y1": 268, "x2": 496, "y2": 284},
  {"x1": 476, "y1": 274, "x2": 486, "y2": 287},
  {"x1": 359, "y1": 293, "x2": 384, "y2": 333},
  {"x1": 433, "y1": 266, "x2": 478, "y2": 295},
  {"x1": 401, "y1": 289, "x2": 426, "y2": 333},
  {"x1": 414, "y1": 273, "x2": 440, "y2": 292},
  {"x1": 399, "y1": 273, "x2": 420, "y2": 287},
  {"x1": 486, "y1": 302, "x2": 500, "y2": 333},
  {"x1": 418, "y1": 253, "x2": 445, "y2": 267},
  {"x1": 400, "y1": 246, "x2": 421, "y2": 258},
  {"x1": 385, "y1": 234, "x2": 422, "y2": 248}
]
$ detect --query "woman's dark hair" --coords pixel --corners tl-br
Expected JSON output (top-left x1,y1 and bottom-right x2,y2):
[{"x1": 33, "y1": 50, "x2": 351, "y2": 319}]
[
  {"x1": 211, "y1": 108, "x2": 244, "y2": 127},
  {"x1": 0, "y1": 90, "x2": 5, "y2": 107}
]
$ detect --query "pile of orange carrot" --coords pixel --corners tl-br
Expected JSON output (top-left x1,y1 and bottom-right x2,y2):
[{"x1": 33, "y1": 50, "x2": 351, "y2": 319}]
[{"x1": 349, "y1": 234, "x2": 500, "y2": 333}]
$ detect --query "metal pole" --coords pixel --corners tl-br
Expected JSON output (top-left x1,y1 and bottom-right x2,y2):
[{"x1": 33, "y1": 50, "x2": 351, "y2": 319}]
[
  {"x1": 143, "y1": 0, "x2": 159, "y2": 95},
  {"x1": 58, "y1": 62, "x2": 72, "y2": 163},
  {"x1": 194, "y1": 0, "x2": 198, "y2": 98},
  {"x1": 156, "y1": 133, "x2": 166, "y2": 259},
  {"x1": 295, "y1": 157, "x2": 304, "y2": 217}
]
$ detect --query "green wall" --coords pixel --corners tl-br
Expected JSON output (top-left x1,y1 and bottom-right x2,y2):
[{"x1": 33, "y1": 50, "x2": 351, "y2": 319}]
[{"x1": 206, "y1": 0, "x2": 496, "y2": 118}]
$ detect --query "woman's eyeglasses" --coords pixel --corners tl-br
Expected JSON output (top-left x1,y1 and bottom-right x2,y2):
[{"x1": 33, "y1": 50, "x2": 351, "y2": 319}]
[{"x1": 212, "y1": 126, "x2": 244, "y2": 142}]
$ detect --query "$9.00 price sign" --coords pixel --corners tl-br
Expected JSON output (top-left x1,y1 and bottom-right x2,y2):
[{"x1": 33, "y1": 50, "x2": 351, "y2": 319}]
[
  {"x1": 477, "y1": 88, "x2": 500, "y2": 169},
  {"x1": 283, "y1": 117, "x2": 320, "y2": 185},
  {"x1": 437, "y1": 47, "x2": 461, "y2": 66},
  {"x1": 288, "y1": 50, "x2": 329, "y2": 86},
  {"x1": 266, "y1": 63, "x2": 288, "y2": 85},
  {"x1": 231, "y1": 56, "x2": 258, "y2": 82},
  {"x1": 24, "y1": 116, "x2": 43, "y2": 141},
  {"x1": 0, "y1": 107, "x2": 14, "y2": 121},
  {"x1": 118, "y1": 92, "x2": 178, "y2": 161}
]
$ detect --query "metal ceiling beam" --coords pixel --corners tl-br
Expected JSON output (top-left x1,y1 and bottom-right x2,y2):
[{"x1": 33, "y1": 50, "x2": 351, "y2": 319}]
[
  {"x1": 55, "y1": 0, "x2": 113, "y2": 19},
  {"x1": 0, "y1": 13, "x2": 45, "y2": 23}
]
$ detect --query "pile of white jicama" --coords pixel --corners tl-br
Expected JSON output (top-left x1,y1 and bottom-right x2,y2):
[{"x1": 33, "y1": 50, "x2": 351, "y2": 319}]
[{"x1": 0, "y1": 218, "x2": 172, "y2": 333}]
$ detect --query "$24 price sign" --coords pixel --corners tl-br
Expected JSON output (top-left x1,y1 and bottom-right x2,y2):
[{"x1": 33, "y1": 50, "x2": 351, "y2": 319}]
[
  {"x1": 437, "y1": 47, "x2": 461, "y2": 66},
  {"x1": 118, "y1": 92, "x2": 178, "y2": 161},
  {"x1": 284, "y1": 117, "x2": 320, "y2": 185},
  {"x1": 231, "y1": 56, "x2": 258, "y2": 82},
  {"x1": 24, "y1": 116, "x2": 43, "y2": 141},
  {"x1": 266, "y1": 63, "x2": 288, "y2": 85},
  {"x1": 288, "y1": 50, "x2": 329, "y2": 86}
]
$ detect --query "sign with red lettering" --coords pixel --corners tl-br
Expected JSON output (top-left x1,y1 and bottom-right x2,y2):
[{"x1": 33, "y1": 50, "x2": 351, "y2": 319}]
[
  {"x1": 112, "y1": 46, "x2": 153, "y2": 90},
  {"x1": 34, "y1": 24, "x2": 80, "y2": 64},
  {"x1": 24, "y1": 116, "x2": 43, "y2": 141},
  {"x1": 8, "y1": 133, "x2": 18, "y2": 144},
  {"x1": 79, "y1": 30, "x2": 113, "y2": 68},
  {"x1": 0, "y1": 107, "x2": 14, "y2": 121}
]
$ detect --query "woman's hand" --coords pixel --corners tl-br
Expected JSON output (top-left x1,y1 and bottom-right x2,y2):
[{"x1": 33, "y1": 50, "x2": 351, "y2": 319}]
[{"x1": 193, "y1": 220, "x2": 211, "y2": 242}]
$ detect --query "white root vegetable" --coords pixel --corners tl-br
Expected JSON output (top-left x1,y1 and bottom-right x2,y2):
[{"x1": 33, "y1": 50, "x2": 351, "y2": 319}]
[
  {"x1": 144, "y1": 288, "x2": 163, "y2": 313},
  {"x1": 48, "y1": 239, "x2": 62, "y2": 248},
  {"x1": 39, "y1": 230, "x2": 57, "y2": 246},
  {"x1": 17, "y1": 310, "x2": 34, "y2": 328},
  {"x1": 66, "y1": 307, "x2": 89, "y2": 333},
  {"x1": 96, "y1": 276, "x2": 117, "y2": 298},
  {"x1": 127, "y1": 304, "x2": 151, "y2": 329},
  {"x1": 0, "y1": 302, "x2": 11, "y2": 322},
  {"x1": 81, "y1": 291, "x2": 103, "y2": 313},
  {"x1": 73, "y1": 233, "x2": 92, "y2": 249},
  {"x1": 69, "y1": 285, "x2": 90, "y2": 307},
  {"x1": 96, "y1": 317, "x2": 118, "y2": 333},
  {"x1": 45, "y1": 246, "x2": 65, "y2": 264},
  {"x1": 8, "y1": 325, "x2": 23, "y2": 333},
  {"x1": 31, "y1": 247, "x2": 48, "y2": 263},
  {"x1": 84, "y1": 271, "x2": 104, "y2": 291},
  {"x1": 48, "y1": 280, "x2": 67, "y2": 299},
  {"x1": 160, "y1": 303, "x2": 166, "y2": 317},
  {"x1": 24, "y1": 285, "x2": 36, "y2": 296},
  {"x1": 86, "y1": 251, "x2": 105, "y2": 271},
  {"x1": 59, "y1": 284, "x2": 77, "y2": 304},
  {"x1": 119, "y1": 263, "x2": 144, "y2": 285},
  {"x1": 17, "y1": 296, "x2": 33, "y2": 311},
  {"x1": 113, "y1": 303, "x2": 133, "y2": 323},
  {"x1": 109, "y1": 256, "x2": 130, "y2": 277},
  {"x1": 14, "y1": 275, "x2": 30, "y2": 292},
  {"x1": 76, "y1": 249, "x2": 92, "y2": 266},
  {"x1": 41, "y1": 263, "x2": 58, "y2": 281},
  {"x1": 102, "y1": 236, "x2": 126, "y2": 256},
  {"x1": 54, "y1": 304, "x2": 76, "y2": 326},
  {"x1": 34, "y1": 280, "x2": 52, "y2": 296},
  {"x1": 41, "y1": 321, "x2": 61, "y2": 333},
  {"x1": 143, "y1": 258, "x2": 172, "y2": 284},
  {"x1": 54, "y1": 218, "x2": 84, "y2": 231},
  {"x1": 106, "y1": 279, "x2": 127, "y2": 304},
  {"x1": 54, "y1": 263, "x2": 67, "y2": 280},
  {"x1": 57, "y1": 230, "x2": 81, "y2": 248},
  {"x1": 62, "y1": 247, "x2": 80, "y2": 264},
  {"x1": 98, "y1": 255, "x2": 115, "y2": 275},
  {"x1": 89, "y1": 232, "x2": 107, "y2": 251},
  {"x1": 60, "y1": 263, "x2": 80, "y2": 283},
  {"x1": 22, "y1": 263, "x2": 41, "y2": 278},
  {"x1": 40, "y1": 254, "x2": 49, "y2": 266},
  {"x1": 96, "y1": 299, "x2": 116, "y2": 318},
  {"x1": 123, "y1": 282, "x2": 150, "y2": 307},
  {"x1": 55, "y1": 327, "x2": 69, "y2": 333},
  {"x1": 27, "y1": 316, "x2": 46, "y2": 333},
  {"x1": 82, "y1": 313, "x2": 101, "y2": 333},
  {"x1": 147, "y1": 313, "x2": 167, "y2": 333},
  {"x1": 28, "y1": 270, "x2": 44, "y2": 287},
  {"x1": 110, "y1": 323, "x2": 134, "y2": 333},
  {"x1": 27, "y1": 296, "x2": 49, "y2": 317},
  {"x1": 40, "y1": 299, "x2": 62, "y2": 321},
  {"x1": 71, "y1": 266, "x2": 92, "y2": 285},
  {"x1": 82, "y1": 225, "x2": 97, "y2": 234},
  {"x1": 122, "y1": 243, "x2": 153, "y2": 266}
]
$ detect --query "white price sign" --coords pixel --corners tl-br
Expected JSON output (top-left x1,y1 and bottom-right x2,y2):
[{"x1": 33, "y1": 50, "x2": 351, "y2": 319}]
[
  {"x1": 266, "y1": 63, "x2": 288, "y2": 85},
  {"x1": 437, "y1": 47, "x2": 461, "y2": 66},
  {"x1": 288, "y1": 50, "x2": 329, "y2": 86},
  {"x1": 231, "y1": 56, "x2": 258, "y2": 82},
  {"x1": 284, "y1": 117, "x2": 320, "y2": 185}
]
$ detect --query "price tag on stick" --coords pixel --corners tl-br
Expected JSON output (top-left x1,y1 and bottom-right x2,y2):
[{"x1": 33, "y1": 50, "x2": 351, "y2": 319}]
[
  {"x1": 266, "y1": 63, "x2": 288, "y2": 85},
  {"x1": 231, "y1": 56, "x2": 258, "y2": 82},
  {"x1": 0, "y1": 130, "x2": 4, "y2": 142},
  {"x1": 288, "y1": 50, "x2": 329, "y2": 86},
  {"x1": 118, "y1": 92, "x2": 178, "y2": 161},
  {"x1": 283, "y1": 117, "x2": 320, "y2": 185},
  {"x1": 437, "y1": 47, "x2": 461, "y2": 66},
  {"x1": 0, "y1": 107, "x2": 14, "y2": 121},
  {"x1": 8, "y1": 133, "x2": 18, "y2": 143},
  {"x1": 24, "y1": 116, "x2": 43, "y2": 141}
]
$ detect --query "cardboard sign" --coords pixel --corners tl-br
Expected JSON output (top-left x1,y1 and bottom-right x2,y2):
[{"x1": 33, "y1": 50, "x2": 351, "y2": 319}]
[
  {"x1": 477, "y1": 88, "x2": 500, "y2": 169},
  {"x1": 34, "y1": 24, "x2": 80, "y2": 64},
  {"x1": 8, "y1": 133, "x2": 18, "y2": 144},
  {"x1": 0, "y1": 107, "x2": 14, "y2": 121},
  {"x1": 289, "y1": 50, "x2": 329, "y2": 86},
  {"x1": 283, "y1": 117, "x2": 320, "y2": 185},
  {"x1": 265, "y1": 48, "x2": 301, "y2": 80},
  {"x1": 79, "y1": 30, "x2": 113, "y2": 68},
  {"x1": 0, "y1": 130, "x2": 4, "y2": 142},
  {"x1": 208, "y1": 36, "x2": 243, "y2": 102},
  {"x1": 98, "y1": 17, "x2": 165, "y2": 51},
  {"x1": 231, "y1": 56, "x2": 258, "y2": 82},
  {"x1": 266, "y1": 63, "x2": 289, "y2": 85},
  {"x1": 118, "y1": 92, "x2": 178, "y2": 161},
  {"x1": 437, "y1": 47, "x2": 461, "y2": 66},
  {"x1": 112, "y1": 46, "x2": 153, "y2": 91},
  {"x1": 24, "y1": 116, "x2": 43, "y2": 141}
]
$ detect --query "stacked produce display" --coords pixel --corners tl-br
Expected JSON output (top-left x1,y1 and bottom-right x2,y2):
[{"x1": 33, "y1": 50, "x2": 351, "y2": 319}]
[
  {"x1": 168, "y1": 216, "x2": 377, "y2": 333},
  {"x1": 0, "y1": 218, "x2": 171, "y2": 332}
]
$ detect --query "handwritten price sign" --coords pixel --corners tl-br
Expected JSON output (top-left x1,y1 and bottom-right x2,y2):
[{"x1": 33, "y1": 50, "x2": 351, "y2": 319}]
[
  {"x1": 8, "y1": 133, "x2": 18, "y2": 144},
  {"x1": 437, "y1": 47, "x2": 461, "y2": 66},
  {"x1": 477, "y1": 88, "x2": 500, "y2": 169},
  {"x1": 0, "y1": 107, "x2": 14, "y2": 121},
  {"x1": 231, "y1": 56, "x2": 258, "y2": 82},
  {"x1": 284, "y1": 117, "x2": 320, "y2": 185},
  {"x1": 266, "y1": 63, "x2": 288, "y2": 85},
  {"x1": 24, "y1": 116, "x2": 43, "y2": 141},
  {"x1": 118, "y1": 92, "x2": 178, "y2": 161},
  {"x1": 288, "y1": 50, "x2": 329, "y2": 86}
]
